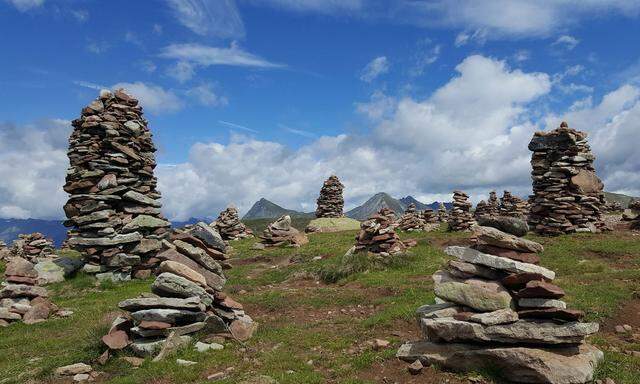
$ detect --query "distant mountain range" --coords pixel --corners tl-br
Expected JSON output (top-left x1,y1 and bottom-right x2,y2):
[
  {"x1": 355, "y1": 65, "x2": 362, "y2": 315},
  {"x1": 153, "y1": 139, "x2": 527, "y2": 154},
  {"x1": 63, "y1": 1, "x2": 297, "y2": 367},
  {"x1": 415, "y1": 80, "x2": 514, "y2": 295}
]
[{"x1": 242, "y1": 198, "x2": 313, "y2": 220}]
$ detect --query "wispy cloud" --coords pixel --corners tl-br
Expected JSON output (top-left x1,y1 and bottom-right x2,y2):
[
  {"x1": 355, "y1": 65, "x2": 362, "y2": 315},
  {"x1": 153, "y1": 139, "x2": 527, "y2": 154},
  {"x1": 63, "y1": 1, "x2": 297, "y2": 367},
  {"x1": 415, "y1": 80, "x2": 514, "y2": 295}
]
[
  {"x1": 73, "y1": 80, "x2": 106, "y2": 91},
  {"x1": 70, "y1": 9, "x2": 89, "y2": 22},
  {"x1": 454, "y1": 29, "x2": 487, "y2": 47},
  {"x1": 219, "y1": 120, "x2": 258, "y2": 133},
  {"x1": 5, "y1": 0, "x2": 44, "y2": 12},
  {"x1": 552, "y1": 35, "x2": 580, "y2": 50},
  {"x1": 186, "y1": 83, "x2": 228, "y2": 107},
  {"x1": 279, "y1": 123, "x2": 316, "y2": 138},
  {"x1": 360, "y1": 56, "x2": 389, "y2": 82},
  {"x1": 86, "y1": 39, "x2": 110, "y2": 54},
  {"x1": 160, "y1": 42, "x2": 285, "y2": 69},
  {"x1": 166, "y1": 0, "x2": 244, "y2": 39}
]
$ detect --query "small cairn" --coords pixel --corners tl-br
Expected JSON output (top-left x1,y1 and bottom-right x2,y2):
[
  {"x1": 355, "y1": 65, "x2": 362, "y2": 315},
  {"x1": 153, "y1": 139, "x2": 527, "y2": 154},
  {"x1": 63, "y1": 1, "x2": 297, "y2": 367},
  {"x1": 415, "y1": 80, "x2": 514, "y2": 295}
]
[
  {"x1": 63, "y1": 89, "x2": 171, "y2": 278},
  {"x1": 315, "y1": 175, "x2": 345, "y2": 218},
  {"x1": 437, "y1": 203, "x2": 448, "y2": 222},
  {"x1": 488, "y1": 191, "x2": 499, "y2": 212},
  {"x1": 0, "y1": 258, "x2": 65, "y2": 326},
  {"x1": 447, "y1": 191, "x2": 475, "y2": 231},
  {"x1": 603, "y1": 201, "x2": 622, "y2": 213},
  {"x1": 398, "y1": 217, "x2": 603, "y2": 383},
  {"x1": 0, "y1": 240, "x2": 9, "y2": 261},
  {"x1": 258, "y1": 215, "x2": 308, "y2": 248},
  {"x1": 398, "y1": 203, "x2": 426, "y2": 231},
  {"x1": 473, "y1": 200, "x2": 492, "y2": 220},
  {"x1": 422, "y1": 208, "x2": 438, "y2": 224},
  {"x1": 103, "y1": 222, "x2": 255, "y2": 357},
  {"x1": 499, "y1": 191, "x2": 530, "y2": 219},
  {"x1": 212, "y1": 206, "x2": 253, "y2": 241},
  {"x1": 9, "y1": 233, "x2": 56, "y2": 262},
  {"x1": 353, "y1": 208, "x2": 415, "y2": 256},
  {"x1": 528, "y1": 122, "x2": 606, "y2": 235}
]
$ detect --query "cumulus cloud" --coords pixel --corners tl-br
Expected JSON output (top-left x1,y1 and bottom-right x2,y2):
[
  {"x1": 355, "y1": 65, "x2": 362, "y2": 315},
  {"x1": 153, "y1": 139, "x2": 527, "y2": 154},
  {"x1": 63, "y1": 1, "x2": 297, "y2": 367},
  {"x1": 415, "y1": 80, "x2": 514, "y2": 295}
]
[
  {"x1": 166, "y1": 0, "x2": 245, "y2": 39},
  {"x1": 0, "y1": 119, "x2": 69, "y2": 219},
  {"x1": 112, "y1": 82, "x2": 184, "y2": 113},
  {"x1": 360, "y1": 56, "x2": 389, "y2": 82}
]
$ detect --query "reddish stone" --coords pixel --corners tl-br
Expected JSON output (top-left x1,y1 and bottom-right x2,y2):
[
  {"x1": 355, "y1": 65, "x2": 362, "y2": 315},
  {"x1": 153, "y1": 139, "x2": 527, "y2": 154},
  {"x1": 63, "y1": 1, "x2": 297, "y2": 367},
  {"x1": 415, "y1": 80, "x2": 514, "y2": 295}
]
[
  {"x1": 453, "y1": 312, "x2": 475, "y2": 322},
  {"x1": 6, "y1": 276, "x2": 38, "y2": 285},
  {"x1": 517, "y1": 280, "x2": 565, "y2": 299},
  {"x1": 229, "y1": 319, "x2": 256, "y2": 341},
  {"x1": 138, "y1": 321, "x2": 171, "y2": 330},
  {"x1": 501, "y1": 273, "x2": 551, "y2": 289},
  {"x1": 102, "y1": 330, "x2": 130, "y2": 350},
  {"x1": 219, "y1": 296, "x2": 243, "y2": 310},
  {"x1": 473, "y1": 244, "x2": 540, "y2": 265},
  {"x1": 518, "y1": 308, "x2": 584, "y2": 321}
]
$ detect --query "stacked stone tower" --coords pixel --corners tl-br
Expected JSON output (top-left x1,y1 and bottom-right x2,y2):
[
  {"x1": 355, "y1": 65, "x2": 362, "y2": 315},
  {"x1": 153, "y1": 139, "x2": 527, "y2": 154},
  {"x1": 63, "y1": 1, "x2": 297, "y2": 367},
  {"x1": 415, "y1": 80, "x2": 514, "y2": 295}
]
[
  {"x1": 499, "y1": 191, "x2": 530, "y2": 219},
  {"x1": 63, "y1": 89, "x2": 170, "y2": 277},
  {"x1": 528, "y1": 122, "x2": 606, "y2": 235},
  {"x1": 448, "y1": 191, "x2": 475, "y2": 231},
  {"x1": 213, "y1": 206, "x2": 253, "y2": 240},
  {"x1": 315, "y1": 175, "x2": 344, "y2": 218}
]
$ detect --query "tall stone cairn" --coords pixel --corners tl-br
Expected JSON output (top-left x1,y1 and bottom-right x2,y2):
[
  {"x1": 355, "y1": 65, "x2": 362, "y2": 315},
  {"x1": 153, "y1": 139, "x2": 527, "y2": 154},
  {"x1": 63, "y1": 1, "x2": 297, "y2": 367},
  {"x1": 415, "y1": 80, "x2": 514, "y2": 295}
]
[
  {"x1": 447, "y1": 191, "x2": 475, "y2": 231},
  {"x1": 315, "y1": 175, "x2": 345, "y2": 218},
  {"x1": 213, "y1": 206, "x2": 253, "y2": 240},
  {"x1": 422, "y1": 207, "x2": 438, "y2": 223},
  {"x1": 102, "y1": 222, "x2": 255, "y2": 356},
  {"x1": 63, "y1": 89, "x2": 171, "y2": 277},
  {"x1": 397, "y1": 203, "x2": 426, "y2": 231},
  {"x1": 488, "y1": 191, "x2": 499, "y2": 212},
  {"x1": 499, "y1": 190, "x2": 530, "y2": 219},
  {"x1": 398, "y1": 219, "x2": 603, "y2": 383},
  {"x1": 528, "y1": 122, "x2": 606, "y2": 235},
  {"x1": 437, "y1": 203, "x2": 448, "y2": 222},
  {"x1": 354, "y1": 209, "x2": 413, "y2": 256}
]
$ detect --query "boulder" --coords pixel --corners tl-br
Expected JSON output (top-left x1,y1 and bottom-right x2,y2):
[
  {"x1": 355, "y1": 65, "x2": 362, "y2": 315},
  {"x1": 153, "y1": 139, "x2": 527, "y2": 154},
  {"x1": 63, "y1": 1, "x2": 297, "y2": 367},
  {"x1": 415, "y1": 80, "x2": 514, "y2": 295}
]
[
  {"x1": 34, "y1": 260, "x2": 66, "y2": 285},
  {"x1": 477, "y1": 216, "x2": 529, "y2": 237}
]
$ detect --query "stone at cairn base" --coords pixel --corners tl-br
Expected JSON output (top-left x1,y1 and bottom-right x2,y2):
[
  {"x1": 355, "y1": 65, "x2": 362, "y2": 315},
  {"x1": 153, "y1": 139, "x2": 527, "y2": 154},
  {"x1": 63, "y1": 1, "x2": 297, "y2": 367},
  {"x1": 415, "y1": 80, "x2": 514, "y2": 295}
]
[{"x1": 259, "y1": 215, "x2": 308, "y2": 247}]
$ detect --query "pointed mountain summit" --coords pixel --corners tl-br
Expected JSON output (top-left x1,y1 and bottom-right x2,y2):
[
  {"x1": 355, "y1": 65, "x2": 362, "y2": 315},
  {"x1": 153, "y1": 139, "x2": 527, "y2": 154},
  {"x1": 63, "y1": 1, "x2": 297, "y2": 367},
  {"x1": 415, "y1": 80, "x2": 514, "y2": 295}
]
[
  {"x1": 242, "y1": 198, "x2": 311, "y2": 220},
  {"x1": 346, "y1": 192, "x2": 404, "y2": 220}
]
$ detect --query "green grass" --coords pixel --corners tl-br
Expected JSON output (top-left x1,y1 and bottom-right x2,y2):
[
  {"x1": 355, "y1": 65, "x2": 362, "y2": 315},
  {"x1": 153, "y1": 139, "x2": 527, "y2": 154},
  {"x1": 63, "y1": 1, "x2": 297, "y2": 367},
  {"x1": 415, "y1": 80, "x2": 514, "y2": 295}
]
[{"x1": 2, "y1": 228, "x2": 640, "y2": 383}]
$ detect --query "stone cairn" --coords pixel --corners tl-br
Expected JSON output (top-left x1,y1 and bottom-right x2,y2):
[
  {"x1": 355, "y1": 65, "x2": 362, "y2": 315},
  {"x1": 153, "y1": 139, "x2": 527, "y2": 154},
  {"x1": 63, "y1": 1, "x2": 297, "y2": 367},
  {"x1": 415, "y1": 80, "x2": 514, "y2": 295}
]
[
  {"x1": 437, "y1": 203, "x2": 448, "y2": 222},
  {"x1": 212, "y1": 206, "x2": 253, "y2": 241},
  {"x1": 9, "y1": 233, "x2": 56, "y2": 262},
  {"x1": 422, "y1": 207, "x2": 438, "y2": 224},
  {"x1": 102, "y1": 222, "x2": 255, "y2": 357},
  {"x1": 398, "y1": 218, "x2": 602, "y2": 383},
  {"x1": 0, "y1": 257, "x2": 68, "y2": 326},
  {"x1": 315, "y1": 175, "x2": 345, "y2": 218},
  {"x1": 447, "y1": 191, "x2": 475, "y2": 231},
  {"x1": 63, "y1": 89, "x2": 171, "y2": 278},
  {"x1": 0, "y1": 240, "x2": 8, "y2": 261},
  {"x1": 603, "y1": 201, "x2": 622, "y2": 213},
  {"x1": 258, "y1": 215, "x2": 308, "y2": 248},
  {"x1": 500, "y1": 190, "x2": 530, "y2": 219},
  {"x1": 353, "y1": 208, "x2": 415, "y2": 256},
  {"x1": 475, "y1": 191, "x2": 500, "y2": 220},
  {"x1": 397, "y1": 203, "x2": 426, "y2": 231},
  {"x1": 629, "y1": 200, "x2": 640, "y2": 229},
  {"x1": 473, "y1": 200, "x2": 491, "y2": 220},
  {"x1": 528, "y1": 122, "x2": 606, "y2": 235}
]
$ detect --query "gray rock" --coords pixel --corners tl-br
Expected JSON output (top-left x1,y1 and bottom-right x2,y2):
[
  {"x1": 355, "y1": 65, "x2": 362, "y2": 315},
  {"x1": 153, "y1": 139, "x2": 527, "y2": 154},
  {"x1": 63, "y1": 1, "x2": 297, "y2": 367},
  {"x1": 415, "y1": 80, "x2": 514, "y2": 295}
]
[
  {"x1": 122, "y1": 215, "x2": 170, "y2": 232},
  {"x1": 74, "y1": 210, "x2": 115, "y2": 225},
  {"x1": 104, "y1": 253, "x2": 141, "y2": 267},
  {"x1": 397, "y1": 341, "x2": 603, "y2": 384},
  {"x1": 469, "y1": 308, "x2": 519, "y2": 326},
  {"x1": 130, "y1": 308, "x2": 206, "y2": 324},
  {"x1": 445, "y1": 246, "x2": 555, "y2": 280},
  {"x1": 129, "y1": 335, "x2": 192, "y2": 357},
  {"x1": 151, "y1": 272, "x2": 213, "y2": 306},
  {"x1": 433, "y1": 270, "x2": 514, "y2": 312},
  {"x1": 82, "y1": 264, "x2": 103, "y2": 274},
  {"x1": 123, "y1": 190, "x2": 162, "y2": 207},
  {"x1": 447, "y1": 260, "x2": 504, "y2": 280},
  {"x1": 0, "y1": 307, "x2": 22, "y2": 320},
  {"x1": 53, "y1": 257, "x2": 84, "y2": 277},
  {"x1": 131, "y1": 321, "x2": 205, "y2": 338},
  {"x1": 477, "y1": 216, "x2": 529, "y2": 237},
  {"x1": 195, "y1": 341, "x2": 223, "y2": 352},
  {"x1": 416, "y1": 302, "x2": 464, "y2": 319},
  {"x1": 156, "y1": 248, "x2": 225, "y2": 291},
  {"x1": 519, "y1": 298, "x2": 567, "y2": 309},
  {"x1": 69, "y1": 232, "x2": 142, "y2": 247},
  {"x1": 473, "y1": 226, "x2": 544, "y2": 253},
  {"x1": 190, "y1": 222, "x2": 226, "y2": 253},
  {"x1": 96, "y1": 271, "x2": 131, "y2": 283},
  {"x1": 34, "y1": 261, "x2": 66, "y2": 285},
  {"x1": 173, "y1": 240, "x2": 223, "y2": 275},
  {"x1": 0, "y1": 284, "x2": 49, "y2": 298},
  {"x1": 421, "y1": 318, "x2": 598, "y2": 345},
  {"x1": 118, "y1": 296, "x2": 203, "y2": 312}
]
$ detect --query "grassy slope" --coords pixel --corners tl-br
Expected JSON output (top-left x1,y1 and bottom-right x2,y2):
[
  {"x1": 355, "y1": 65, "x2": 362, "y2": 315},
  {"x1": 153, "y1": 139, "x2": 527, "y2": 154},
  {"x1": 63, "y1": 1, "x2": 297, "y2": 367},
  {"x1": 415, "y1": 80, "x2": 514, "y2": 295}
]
[{"x1": 1, "y1": 227, "x2": 639, "y2": 383}]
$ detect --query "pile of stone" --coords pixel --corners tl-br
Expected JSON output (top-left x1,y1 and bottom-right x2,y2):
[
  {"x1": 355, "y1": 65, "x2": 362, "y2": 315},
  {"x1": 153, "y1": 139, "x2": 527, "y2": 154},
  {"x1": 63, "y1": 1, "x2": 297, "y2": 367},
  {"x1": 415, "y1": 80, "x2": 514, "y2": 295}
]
[
  {"x1": 9, "y1": 233, "x2": 56, "y2": 262},
  {"x1": 488, "y1": 191, "x2": 499, "y2": 211},
  {"x1": 475, "y1": 191, "x2": 500, "y2": 220},
  {"x1": 315, "y1": 175, "x2": 345, "y2": 218},
  {"x1": 0, "y1": 258, "x2": 65, "y2": 326},
  {"x1": 528, "y1": 122, "x2": 607, "y2": 235},
  {"x1": 447, "y1": 191, "x2": 475, "y2": 231},
  {"x1": 603, "y1": 201, "x2": 622, "y2": 213},
  {"x1": 398, "y1": 219, "x2": 602, "y2": 383},
  {"x1": 258, "y1": 215, "x2": 308, "y2": 248},
  {"x1": 354, "y1": 209, "x2": 414, "y2": 256},
  {"x1": 473, "y1": 200, "x2": 492, "y2": 220},
  {"x1": 397, "y1": 204, "x2": 426, "y2": 232},
  {"x1": 499, "y1": 191, "x2": 530, "y2": 219},
  {"x1": 212, "y1": 206, "x2": 253, "y2": 240},
  {"x1": 102, "y1": 222, "x2": 255, "y2": 357},
  {"x1": 437, "y1": 203, "x2": 448, "y2": 222},
  {"x1": 63, "y1": 89, "x2": 171, "y2": 277},
  {"x1": 0, "y1": 240, "x2": 10, "y2": 261},
  {"x1": 422, "y1": 208, "x2": 438, "y2": 224}
]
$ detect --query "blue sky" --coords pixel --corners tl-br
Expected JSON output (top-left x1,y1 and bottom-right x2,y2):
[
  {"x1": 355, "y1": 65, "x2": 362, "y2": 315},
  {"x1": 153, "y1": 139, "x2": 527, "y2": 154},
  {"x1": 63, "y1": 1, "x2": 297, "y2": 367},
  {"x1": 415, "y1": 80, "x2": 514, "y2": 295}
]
[{"x1": 1, "y1": 0, "x2": 640, "y2": 220}]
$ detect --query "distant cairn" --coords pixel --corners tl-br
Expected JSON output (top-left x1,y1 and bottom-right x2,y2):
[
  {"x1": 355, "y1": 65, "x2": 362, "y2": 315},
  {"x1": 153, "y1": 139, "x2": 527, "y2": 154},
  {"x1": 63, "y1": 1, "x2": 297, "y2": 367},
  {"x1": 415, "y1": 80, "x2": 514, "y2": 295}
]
[
  {"x1": 447, "y1": 191, "x2": 475, "y2": 231},
  {"x1": 63, "y1": 89, "x2": 171, "y2": 279},
  {"x1": 397, "y1": 203, "x2": 426, "y2": 232},
  {"x1": 528, "y1": 122, "x2": 607, "y2": 235},
  {"x1": 315, "y1": 175, "x2": 345, "y2": 218},
  {"x1": 499, "y1": 190, "x2": 530, "y2": 219},
  {"x1": 437, "y1": 202, "x2": 448, "y2": 222},
  {"x1": 352, "y1": 208, "x2": 415, "y2": 256},
  {"x1": 258, "y1": 215, "x2": 308, "y2": 248},
  {"x1": 212, "y1": 206, "x2": 253, "y2": 241}
]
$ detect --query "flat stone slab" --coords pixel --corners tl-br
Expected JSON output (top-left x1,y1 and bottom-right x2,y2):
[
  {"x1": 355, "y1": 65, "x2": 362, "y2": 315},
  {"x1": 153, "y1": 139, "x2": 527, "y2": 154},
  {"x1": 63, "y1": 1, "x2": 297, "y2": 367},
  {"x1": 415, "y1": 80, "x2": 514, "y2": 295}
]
[
  {"x1": 397, "y1": 341, "x2": 603, "y2": 384},
  {"x1": 151, "y1": 273, "x2": 213, "y2": 306},
  {"x1": 118, "y1": 297, "x2": 203, "y2": 312},
  {"x1": 519, "y1": 298, "x2": 567, "y2": 309},
  {"x1": 433, "y1": 270, "x2": 514, "y2": 312},
  {"x1": 1, "y1": 284, "x2": 49, "y2": 298},
  {"x1": 416, "y1": 302, "x2": 464, "y2": 319},
  {"x1": 445, "y1": 246, "x2": 555, "y2": 280},
  {"x1": 421, "y1": 318, "x2": 598, "y2": 345},
  {"x1": 130, "y1": 308, "x2": 206, "y2": 325},
  {"x1": 473, "y1": 226, "x2": 544, "y2": 253},
  {"x1": 69, "y1": 232, "x2": 142, "y2": 247}
]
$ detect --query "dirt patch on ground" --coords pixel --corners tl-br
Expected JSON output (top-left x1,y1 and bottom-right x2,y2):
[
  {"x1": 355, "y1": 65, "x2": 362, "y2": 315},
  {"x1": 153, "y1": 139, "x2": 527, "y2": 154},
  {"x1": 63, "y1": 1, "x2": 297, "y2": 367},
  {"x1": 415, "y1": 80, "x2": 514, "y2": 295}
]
[
  {"x1": 601, "y1": 298, "x2": 640, "y2": 333},
  {"x1": 356, "y1": 357, "x2": 479, "y2": 384}
]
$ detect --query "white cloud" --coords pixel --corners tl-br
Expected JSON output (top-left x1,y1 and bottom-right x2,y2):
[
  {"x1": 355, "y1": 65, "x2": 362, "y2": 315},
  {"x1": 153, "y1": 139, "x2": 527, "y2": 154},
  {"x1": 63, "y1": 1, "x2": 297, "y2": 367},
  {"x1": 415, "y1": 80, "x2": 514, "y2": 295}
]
[
  {"x1": 160, "y1": 42, "x2": 285, "y2": 69},
  {"x1": 253, "y1": 0, "x2": 363, "y2": 14},
  {"x1": 552, "y1": 34, "x2": 580, "y2": 50},
  {"x1": 279, "y1": 124, "x2": 316, "y2": 138},
  {"x1": 0, "y1": 119, "x2": 70, "y2": 219},
  {"x1": 355, "y1": 90, "x2": 396, "y2": 121},
  {"x1": 112, "y1": 82, "x2": 184, "y2": 113},
  {"x1": 5, "y1": 0, "x2": 43, "y2": 12},
  {"x1": 360, "y1": 56, "x2": 389, "y2": 82},
  {"x1": 166, "y1": 61, "x2": 196, "y2": 83},
  {"x1": 454, "y1": 29, "x2": 487, "y2": 46},
  {"x1": 186, "y1": 83, "x2": 228, "y2": 107},
  {"x1": 166, "y1": 0, "x2": 244, "y2": 39},
  {"x1": 138, "y1": 60, "x2": 157, "y2": 74},
  {"x1": 70, "y1": 9, "x2": 89, "y2": 22},
  {"x1": 410, "y1": 40, "x2": 442, "y2": 76},
  {"x1": 513, "y1": 50, "x2": 530, "y2": 62}
]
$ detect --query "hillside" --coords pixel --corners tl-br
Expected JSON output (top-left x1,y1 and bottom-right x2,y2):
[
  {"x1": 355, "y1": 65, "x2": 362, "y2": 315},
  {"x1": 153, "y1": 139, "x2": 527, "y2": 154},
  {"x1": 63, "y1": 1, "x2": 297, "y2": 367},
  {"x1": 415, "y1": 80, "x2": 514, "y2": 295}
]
[
  {"x1": 0, "y1": 219, "x2": 67, "y2": 246},
  {"x1": 242, "y1": 198, "x2": 313, "y2": 220},
  {"x1": 346, "y1": 192, "x2": 404, "y2": 220},
  {"x1": 604, "y1": 191, "x2": 638, "y2": 208}
]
